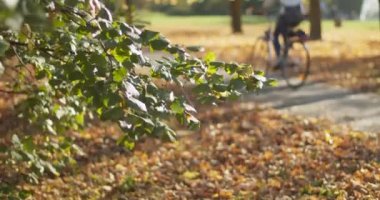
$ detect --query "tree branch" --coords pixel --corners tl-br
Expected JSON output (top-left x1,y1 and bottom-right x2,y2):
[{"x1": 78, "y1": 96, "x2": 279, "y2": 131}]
[
  {"x1": 7, "y1": 40, "x2": 54, "y2": 52},
  {"x1": 11, "y1": 46, "x2": 35, "y2": 82},
  {"x1": 0, "y1": 88, "x2": 28, "y2": 95}
]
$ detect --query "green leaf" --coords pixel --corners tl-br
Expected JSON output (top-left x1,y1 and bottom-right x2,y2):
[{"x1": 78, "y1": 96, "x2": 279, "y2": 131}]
[
  {"x1": 45, "y1": 162, "x2": 59, "y2": 176},
  {"x1": 210, "y1": 61, "x2": 225, "y2": 68},
  {"x1": 0, "y1": 62, "x2": 4, "y2": 76},
  {"x1": 120, "y1": 22, "x2": 133, "y2": 34},
  {"x1": 11, "y1": 134, "x2": 20, "y2": 145},
  {"x1": 170, "y1": 100, "x2": 184, "y2": 114},
  {"x1": 127, "y1": 97, "x2": 147, "y2": 112},
  {"x1": 230, "y1": 78, "x2": 246, "y2": 90},
  {"x1": 45, "y1": 119, "x2": 57, "y2": 135},
  {"x1": 204, "y1": 52, "x2": 216, "y2": 63},
  {"x1": 122, "y1": 60, "x2": 135, "y2": 70},
  {"x1": 10, "y1": 151, "x2": 23, "y2": 161},
  {"x1": 124, "y1": 81, "x2": 140, "y2": 98},
  {"x1": 123, "y1": 140, "x2": 135, "y2": 150},
  {"x1": 186, "y1": 46, "x2": 204, "y2": 52},
  {"x1": 198, "y1": 95, "x2": 217, "y2": 104},
  {"x1": 83, "y1": 65, "x2": 96, "y2": 79},
  {"x1": 252, "y1": 74, "x2": 267, "y2": 82},
  {"x1": 119, "y1": 120, "x2": 132, "y2": 130},
  {"x1": 184, "y1": 103, "x2": 196, "y2": 113},
  {"x1": 266, "y1": 78, "x2": 278, "y2": 87},
  {"x1": 193, "y1": 83, "x2": 210, "y2": 94},
  {"x1": 113, "y1": 67, "x2": 127, "y2": 82},
  {"x1": 139, "y1": 116, "x2": 155, "y2": 127},
  {"x1": 0, "y1": 40, "x2": 9, "y2": 57},
  {"x1": 225, "y1": 63, "x2": 239, "y2": 74},
  {"x1": 107, "y1": 93, "x2": 122, "y2": 106},
  {"x1": 101, "y1": 107, "x2": 124, "y2": 121},
  {"x1": 207, "y1": 64, "x2": 218, "y2": 74},
  {"x1": 186, "y1": 113, "x2": 200, "y2": 130},
  {"x1": 150, "y1": 38, "x2": 169, "y2": 51},
  {"x1": 75, "y1": 112, "x2": 85, "y2": 126},
  {"x1": 164, "y1": 126, "x2": 177, "y2": 142},
  {"x1": 141, "y1": 30, "x2": 159, "y2": 44},
  {"x1": 121, "y1": 37, "x2": 133, "y2": 46},
  {"x1": 254, "y1": 70, "x2": 265, "y2": 76},
  {"x1": 18, "y1": 189, "x2": 32, "y2": 199},
  {"x1": 22, "y1": 137, "x2": 35, "y2": 153},
  {"x1": 90, "y1": 53, "x2": 108, "y2": 76},
  {"x1": 112, "y1": 49, "x2": 128, "y2": 63},
  {"x1": 68, "y1": 70, "x2": 84, "y2": 81}
]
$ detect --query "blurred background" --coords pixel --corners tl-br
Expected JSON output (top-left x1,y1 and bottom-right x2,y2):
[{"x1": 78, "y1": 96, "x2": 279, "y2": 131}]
[{"x1": 115, "y1": 0, "x2": 380, "y2": 93}]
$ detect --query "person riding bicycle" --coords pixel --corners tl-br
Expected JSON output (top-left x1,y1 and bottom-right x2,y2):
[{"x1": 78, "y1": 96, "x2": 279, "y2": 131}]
[{"x1": 263, "y1": 0, "x2": 305, "y2": 67}]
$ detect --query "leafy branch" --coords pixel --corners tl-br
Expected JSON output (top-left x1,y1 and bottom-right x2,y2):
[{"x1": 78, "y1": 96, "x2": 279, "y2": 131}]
[{"x1": 0, "y1": 0, "x2": 272, "y2": 196}]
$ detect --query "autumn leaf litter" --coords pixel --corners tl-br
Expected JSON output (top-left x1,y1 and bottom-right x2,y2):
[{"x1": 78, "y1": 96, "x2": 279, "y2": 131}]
[{"x1": 26, "y1": 102, "x2": 380, "y2": 199}]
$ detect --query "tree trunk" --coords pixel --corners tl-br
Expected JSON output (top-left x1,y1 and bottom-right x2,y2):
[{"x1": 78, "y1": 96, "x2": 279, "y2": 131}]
[
  {"x1": 230, "y1": 0, "x2": 242, "y2": 33},
  {"x1": 126, "y1": 0, "x2": 133, "y2": 24},
  {"x1": 309, "y1": 0, "x2": 322, "y2": 40}
]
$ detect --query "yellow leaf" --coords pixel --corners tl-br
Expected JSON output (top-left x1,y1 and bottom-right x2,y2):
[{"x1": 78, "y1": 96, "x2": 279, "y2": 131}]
[
  {"x1": 213, "y1": 189, "x2": 233, "y2": 199},
  {"x1": 349, "y1": 131, "x2": 367, "y2": 140},
  {"x1": 268, "y1": 178, "x2": 281, "y2": 189},
  {"x1": 182, "y1": 171, "x2": 200, "y2": 180},
  {"x1": 263, "y1": 151, "x2": 273, "y2": 160},
  {"x1": 324, "y1": 131, "x2": 333, "y2": 144},
  {"x1": 208, "y1": 170, "x2": 223, "y2": 181}
]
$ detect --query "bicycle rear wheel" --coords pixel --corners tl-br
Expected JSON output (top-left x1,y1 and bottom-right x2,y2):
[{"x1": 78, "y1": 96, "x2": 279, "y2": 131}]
[{"x1": 282, "y1": 41, "x2": 310, "y2": 89}]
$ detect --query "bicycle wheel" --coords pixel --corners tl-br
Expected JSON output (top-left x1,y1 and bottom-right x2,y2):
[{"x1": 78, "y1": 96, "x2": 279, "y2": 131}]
[
  {"x1": 250, "y1": 36, "x2": 273, "y2": 74},
  {"x1": 281, "y1": 41, "x2": 310, "y2": 89}
]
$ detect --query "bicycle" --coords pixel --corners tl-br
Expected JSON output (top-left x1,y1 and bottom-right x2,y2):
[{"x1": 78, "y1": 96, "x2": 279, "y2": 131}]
[{"x1": 251, "y1": 27, "x2": 311, "y2": 89}]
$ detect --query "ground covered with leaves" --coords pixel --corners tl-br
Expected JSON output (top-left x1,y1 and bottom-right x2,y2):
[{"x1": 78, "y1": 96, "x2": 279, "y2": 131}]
[{"x1": 17, "y1": 102, "x2": 379, "y2": 199}]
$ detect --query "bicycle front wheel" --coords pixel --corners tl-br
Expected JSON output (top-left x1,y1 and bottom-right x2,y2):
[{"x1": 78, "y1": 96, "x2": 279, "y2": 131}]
[
  {"x1": 282, "y1": 42, "x2": 310, "y2": 89},
  {"x1": 251, "y1": 37, "x2": 273, "y2": 73}
]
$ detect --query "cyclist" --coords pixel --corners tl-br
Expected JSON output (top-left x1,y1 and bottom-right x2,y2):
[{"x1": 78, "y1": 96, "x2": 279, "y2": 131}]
[{"x1": 263, "y1": 0, "x2": 305, "y2": 67}]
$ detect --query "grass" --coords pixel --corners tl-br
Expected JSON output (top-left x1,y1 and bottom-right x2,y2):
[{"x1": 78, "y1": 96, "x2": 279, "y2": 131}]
[
  {"x1": 139, "y1": 12, "x2": 379, "y2": 54},
  {"x1": 321, "y1": 20, "x2": 379, "y2": 31},
  {"x1": 139, "y1": 11, "x2": 378, "y2": 32},
  {"x1": 139, "y1": 11, "x2": 270, "y2": 27}
]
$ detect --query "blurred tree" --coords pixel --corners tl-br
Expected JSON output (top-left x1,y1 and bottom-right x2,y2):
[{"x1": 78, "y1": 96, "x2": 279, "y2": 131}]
[
  {"x1": 126, "y1": 0, "x2": 134, "y2": 24},
  {"x1": 243, "y1": 0, "x2": 265, "y2": 14},
  {"x1": 309, "y1": 0, "x2": 322, "y2": 40},
  {"x1": 335, "y1": 0, "x2": 362, "y2": 18},
  {"x1": 190, "y1": 0, "x2": 229, "y2": 15},
  {"x1": 230, "y1": 0, "x2": 243, "y2": 33}
]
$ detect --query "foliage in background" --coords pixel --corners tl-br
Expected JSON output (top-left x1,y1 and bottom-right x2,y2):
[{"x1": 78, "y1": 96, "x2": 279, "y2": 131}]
[
  {"x1": 148, "y1": 0, "x2": 266, "y2": 16},
  {"x1": 0, "y1": 0, "x2": 270, "y2": 198},
  {"x1": 148, "y1": 0, "x2": 233, "y2": 16}
]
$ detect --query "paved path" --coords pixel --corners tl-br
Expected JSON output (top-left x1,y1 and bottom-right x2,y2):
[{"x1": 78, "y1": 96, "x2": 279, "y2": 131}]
[
  {"x1": 244, "y1": 80, "x2": 380, "y2": 133},
  {"x1": 147, "y1": 52, "x2": 380, "y2": 133}
]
